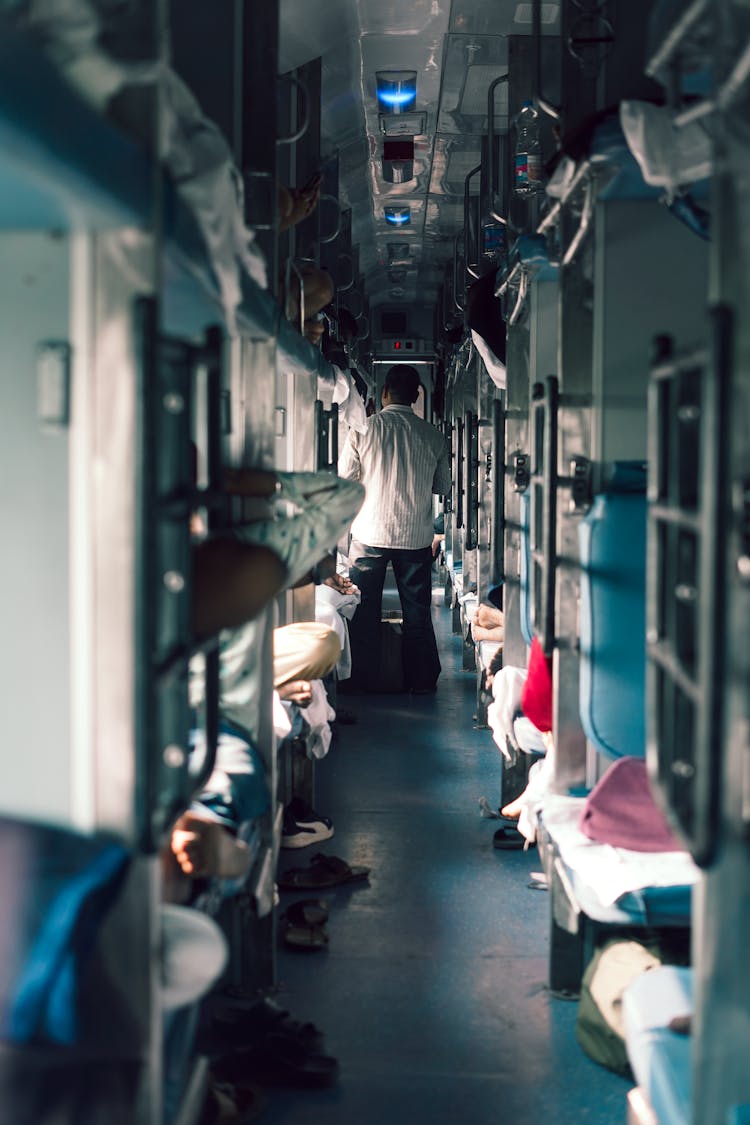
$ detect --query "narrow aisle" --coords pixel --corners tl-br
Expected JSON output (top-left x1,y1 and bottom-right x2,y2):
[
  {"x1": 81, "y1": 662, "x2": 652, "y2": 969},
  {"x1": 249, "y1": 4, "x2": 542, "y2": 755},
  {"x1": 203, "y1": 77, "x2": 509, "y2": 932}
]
[{"x1": 265, "y1": 604, "x2": 629, "y2": 1124}]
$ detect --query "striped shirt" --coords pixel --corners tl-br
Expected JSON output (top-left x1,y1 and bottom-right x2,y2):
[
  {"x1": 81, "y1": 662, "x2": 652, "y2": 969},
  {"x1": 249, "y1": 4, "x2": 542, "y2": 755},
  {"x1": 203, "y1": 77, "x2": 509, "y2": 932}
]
[{"x1": 338, "y1": 404, "x2": 451, "y2": 550}]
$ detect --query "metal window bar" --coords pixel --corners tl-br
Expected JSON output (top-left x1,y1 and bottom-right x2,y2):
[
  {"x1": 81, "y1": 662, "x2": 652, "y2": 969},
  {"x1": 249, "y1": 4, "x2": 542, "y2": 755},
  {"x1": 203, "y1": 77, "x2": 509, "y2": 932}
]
[
  {"x1": 487, "y1": 75, "x2": 510, "y2": 225},
  {"x1": 455, "y1": 417, "x2": 465, "y2": 530},
  {"x1": 646, "y1": 306, "x2": 731, "y2": 867},
  {"x1": 529, "y1": 376, "x2": 559, "y2": 655},
  {"x1": 443, "y1": 419, "x2": 454, "y2": 514},
  {"x1": 464, "y1": 163, "x2": 483, "y2": 281},
  {"x1": 492, "y1": 396, "x2": 506, "y2": 585},
  {"x1": 464, "y1": 410, "x2": 480, "y2": 551},
  {"x1": 314, "y1": 400, "x2": 339, "y2": 471},
  {"x1": 135, "y1": 297, "x2": 223, "y2": 853}
]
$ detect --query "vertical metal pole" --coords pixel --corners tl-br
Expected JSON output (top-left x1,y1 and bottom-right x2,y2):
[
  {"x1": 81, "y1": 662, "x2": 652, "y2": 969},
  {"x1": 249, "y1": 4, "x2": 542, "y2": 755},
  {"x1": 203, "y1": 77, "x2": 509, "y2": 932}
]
[
  {"x1": 541, "y1": 375, "x2": 559, "y2": 654},
  {"x1": 492, "y1": 396, "x2": 506, "y2": 585},
  {"x1": 241, "y1": 0, "x2": 279, "y2": 281}
]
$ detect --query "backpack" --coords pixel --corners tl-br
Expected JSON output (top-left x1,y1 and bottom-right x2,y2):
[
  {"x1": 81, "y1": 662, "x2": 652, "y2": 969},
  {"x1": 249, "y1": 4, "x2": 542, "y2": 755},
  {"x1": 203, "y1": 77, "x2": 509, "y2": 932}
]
[{"x1": 576, "y1": 939, "x2": 663, "y2": 1076}]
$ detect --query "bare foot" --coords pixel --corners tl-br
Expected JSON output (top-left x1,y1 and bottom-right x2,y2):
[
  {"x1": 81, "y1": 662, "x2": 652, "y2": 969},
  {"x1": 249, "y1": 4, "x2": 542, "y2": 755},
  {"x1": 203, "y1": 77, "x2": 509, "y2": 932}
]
[
  {"x1": 277, "y1": 679, "x2": 313, "y2": 707},
  {"x1": 171, "y1": 813, "x2": 250, "y2": 879},
  {"x1": 472, "y1": 624, "x2": 504, "y2": 643},
  {"x1": 500, "y1": 797, "x2": 523, "y2": 819}
]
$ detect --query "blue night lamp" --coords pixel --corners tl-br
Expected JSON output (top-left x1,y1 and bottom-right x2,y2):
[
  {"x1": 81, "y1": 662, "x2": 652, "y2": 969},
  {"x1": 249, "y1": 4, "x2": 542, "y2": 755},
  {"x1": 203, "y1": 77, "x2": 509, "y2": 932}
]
[
  {"x1": 376, "y1": 70, "x2": 417, "y2": 113},
  {"x1": 385, "y1": 206, "x2": 411, "y2": 227}
]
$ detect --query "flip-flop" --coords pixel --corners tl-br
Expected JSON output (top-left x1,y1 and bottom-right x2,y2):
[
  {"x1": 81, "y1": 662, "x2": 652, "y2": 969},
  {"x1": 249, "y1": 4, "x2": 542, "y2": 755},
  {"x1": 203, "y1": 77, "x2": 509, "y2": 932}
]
[
  {"x1": 209, "y1": 998, "x2": 324, "y2": 1052},
  {"x1": 493, "y1": 825, "x2": 525, "y2": 850},
  {"x1": 284, "y1": 899, "x2": 330, "y2": 927},
  {"x1": 281, "y1": 920, "x2": 328, "y2": 951},
  {"x1": 278, "y1": 853, "x2": 370, "y2": 890}
]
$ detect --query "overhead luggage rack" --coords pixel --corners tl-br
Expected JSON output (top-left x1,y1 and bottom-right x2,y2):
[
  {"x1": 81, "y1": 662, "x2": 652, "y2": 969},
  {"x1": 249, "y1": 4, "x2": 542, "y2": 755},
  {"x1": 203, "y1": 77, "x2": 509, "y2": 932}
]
[{"x1": 0, "y1": 18, "x2": 337, "y2": 385}]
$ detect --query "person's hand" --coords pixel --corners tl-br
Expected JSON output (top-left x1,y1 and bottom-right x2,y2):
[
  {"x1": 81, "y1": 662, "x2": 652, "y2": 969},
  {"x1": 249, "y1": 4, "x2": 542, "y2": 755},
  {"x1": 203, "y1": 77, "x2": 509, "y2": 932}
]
[
  {"x1": 277, "y1": 679, "x2": 313, "y2": 707},
  {"x1": 278, "y1": 174, "x2": 322, "y2": 230},
  {"x1": 325, "y1": 573, "x2": 358, "y2": 595}
]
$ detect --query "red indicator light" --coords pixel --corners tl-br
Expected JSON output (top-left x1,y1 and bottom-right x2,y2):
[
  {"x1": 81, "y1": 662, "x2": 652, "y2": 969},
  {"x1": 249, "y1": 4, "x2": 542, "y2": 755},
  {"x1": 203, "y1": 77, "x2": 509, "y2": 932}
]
[{"x1": 394, "y1": 340, "x2": 401, "y2": 349}]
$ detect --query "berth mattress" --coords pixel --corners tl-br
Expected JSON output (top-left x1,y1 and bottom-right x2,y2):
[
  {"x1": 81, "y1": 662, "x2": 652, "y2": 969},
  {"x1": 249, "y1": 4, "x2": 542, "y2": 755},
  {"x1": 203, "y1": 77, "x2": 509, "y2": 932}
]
[{"x1": 539, "y1": 795, "x2": 698, "y2": 925}]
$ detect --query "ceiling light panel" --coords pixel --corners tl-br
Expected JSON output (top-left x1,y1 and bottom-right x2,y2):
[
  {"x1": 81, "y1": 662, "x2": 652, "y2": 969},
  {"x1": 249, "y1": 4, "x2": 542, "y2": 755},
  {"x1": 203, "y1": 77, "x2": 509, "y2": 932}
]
[{"x1": 514, "y1": 3, "x2": 559, "y2": 25}]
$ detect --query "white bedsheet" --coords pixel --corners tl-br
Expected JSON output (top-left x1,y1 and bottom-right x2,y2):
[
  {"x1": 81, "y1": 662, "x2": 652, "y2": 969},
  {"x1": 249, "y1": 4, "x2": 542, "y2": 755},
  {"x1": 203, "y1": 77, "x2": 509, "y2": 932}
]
[{"x1": 540, "y1": 793, "x2": 701, "y2": 907}]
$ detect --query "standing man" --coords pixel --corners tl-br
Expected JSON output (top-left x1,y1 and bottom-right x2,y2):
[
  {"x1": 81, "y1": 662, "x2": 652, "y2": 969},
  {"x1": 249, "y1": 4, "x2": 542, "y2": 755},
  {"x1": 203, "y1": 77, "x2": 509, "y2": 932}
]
[{"x1": 338, "y1": 364, "x2": 451, "y2": 694}]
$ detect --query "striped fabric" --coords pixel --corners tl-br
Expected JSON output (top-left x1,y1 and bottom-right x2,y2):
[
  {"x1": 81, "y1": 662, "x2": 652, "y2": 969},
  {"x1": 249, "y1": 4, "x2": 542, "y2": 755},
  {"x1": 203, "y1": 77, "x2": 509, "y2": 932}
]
[{"x1": 338, "y1": 404, "x2": 451, "y2": 549}]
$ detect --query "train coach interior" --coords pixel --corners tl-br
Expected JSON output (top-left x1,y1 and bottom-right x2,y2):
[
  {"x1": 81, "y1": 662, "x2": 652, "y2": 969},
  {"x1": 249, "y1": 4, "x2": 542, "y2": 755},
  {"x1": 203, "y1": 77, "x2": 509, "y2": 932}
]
[{"x1": 1, "y1": 0, "x2": 750, "y2": 1123}]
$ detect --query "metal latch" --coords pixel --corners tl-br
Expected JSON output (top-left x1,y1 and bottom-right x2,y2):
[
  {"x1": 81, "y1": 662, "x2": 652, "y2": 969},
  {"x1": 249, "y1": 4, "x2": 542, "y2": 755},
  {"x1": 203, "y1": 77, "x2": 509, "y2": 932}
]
[
  {"x1": 512, "y1": 452, "x2": 530, "y2": 492},
  {"x1": 568, "y1": 456, "x2": 592, "y2": 512}
]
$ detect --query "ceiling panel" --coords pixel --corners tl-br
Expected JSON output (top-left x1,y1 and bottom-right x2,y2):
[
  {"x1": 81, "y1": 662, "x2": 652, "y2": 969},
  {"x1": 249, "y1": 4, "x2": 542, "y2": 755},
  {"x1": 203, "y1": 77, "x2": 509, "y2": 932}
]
[{"x1": 279, "y1": 0, "x2": 557, "y2": 314}]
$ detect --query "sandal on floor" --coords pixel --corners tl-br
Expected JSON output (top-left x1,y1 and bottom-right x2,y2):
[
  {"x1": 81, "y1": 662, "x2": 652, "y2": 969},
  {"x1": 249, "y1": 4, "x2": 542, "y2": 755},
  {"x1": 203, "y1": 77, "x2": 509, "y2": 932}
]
[
  {"x1": 281, "y1": 920, "x2": 328, "y2": 951},
  {"x1": 210, "y1": 998, "x2": 324, "y2": 1052},
  {"x1": 284, "y1": 898, "x2": 330, "y2": 927},
  {"x1": 199, "y1": 1079, "x2": 265, "y2": 1124},
  {"x1": 493, "y1": 825, "x2": 525, "y2": 850},
  {"x1": 278, "y1": 853, "x2": 370, "y2": 890},
  {"x1": 214, "y1": 1034, "x2": 339, "y2": 1089}
]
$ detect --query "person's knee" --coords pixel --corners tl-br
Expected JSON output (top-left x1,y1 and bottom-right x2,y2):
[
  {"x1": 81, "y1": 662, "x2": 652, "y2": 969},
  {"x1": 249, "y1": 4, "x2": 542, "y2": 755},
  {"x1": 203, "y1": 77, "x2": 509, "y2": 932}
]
[{"x1": 274, "y1": 622, "x2": 341, "y2": 685}]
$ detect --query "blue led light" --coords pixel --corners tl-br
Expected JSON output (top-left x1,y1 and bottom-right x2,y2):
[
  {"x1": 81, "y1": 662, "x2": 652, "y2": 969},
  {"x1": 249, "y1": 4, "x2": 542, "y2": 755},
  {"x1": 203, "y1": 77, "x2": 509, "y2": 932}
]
[
  {"x1": 377, "y1": 88, "x2": 417, "y2": 108},
  {"x1": 375, "y1": 71, "x2": 417, "y2": 116},
  {"x1": 385, "y1": 207, "x2": 411, "y2": 226}
]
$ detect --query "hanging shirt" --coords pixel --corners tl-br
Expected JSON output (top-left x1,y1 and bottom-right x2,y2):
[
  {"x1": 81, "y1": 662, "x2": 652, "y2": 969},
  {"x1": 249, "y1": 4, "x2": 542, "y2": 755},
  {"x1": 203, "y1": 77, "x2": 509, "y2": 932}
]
[{"x1": 338, "y1": 404, "x2": 451, "y2": 550}]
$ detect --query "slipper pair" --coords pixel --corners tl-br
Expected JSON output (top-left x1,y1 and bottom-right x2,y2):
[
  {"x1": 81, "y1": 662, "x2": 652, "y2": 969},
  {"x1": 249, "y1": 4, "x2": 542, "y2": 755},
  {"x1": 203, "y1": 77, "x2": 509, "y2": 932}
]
[
  {"x1": 281, "y1": 899, "x2": 330, "y2": 951},
  {"x1": 278, "y1": 852, "x2": 370, "y2": 890},
  {"x1": 214, "y1": 1034, "x2": 338, "y2": 1090},
  {"x1": 493, "y1": 819, "x2": 526, "y2": 850},
  {"x1": 209, "y1": 997, "x2": 324, "y2": 1053}
]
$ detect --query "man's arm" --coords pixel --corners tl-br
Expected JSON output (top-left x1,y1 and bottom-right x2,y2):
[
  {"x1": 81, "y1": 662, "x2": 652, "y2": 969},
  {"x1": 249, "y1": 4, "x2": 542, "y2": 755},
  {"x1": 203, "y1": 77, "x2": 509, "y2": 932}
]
[{"x1": 338, "y1": 430, "x2": 361, "y2": 481}]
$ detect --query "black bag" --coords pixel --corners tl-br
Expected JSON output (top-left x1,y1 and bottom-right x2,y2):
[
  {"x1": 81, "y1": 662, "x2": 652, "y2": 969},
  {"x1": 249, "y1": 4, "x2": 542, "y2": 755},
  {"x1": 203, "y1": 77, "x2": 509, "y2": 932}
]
[{"x1": 376, "y1": 614, "x2": 405, "y2": 693}]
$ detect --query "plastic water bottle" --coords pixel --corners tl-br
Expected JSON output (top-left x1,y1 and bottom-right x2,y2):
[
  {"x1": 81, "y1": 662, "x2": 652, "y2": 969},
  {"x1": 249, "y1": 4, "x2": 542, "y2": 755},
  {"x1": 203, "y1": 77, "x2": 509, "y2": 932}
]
[{"x1": 514, "y1": 100, "x2": 542, "y2": 197}]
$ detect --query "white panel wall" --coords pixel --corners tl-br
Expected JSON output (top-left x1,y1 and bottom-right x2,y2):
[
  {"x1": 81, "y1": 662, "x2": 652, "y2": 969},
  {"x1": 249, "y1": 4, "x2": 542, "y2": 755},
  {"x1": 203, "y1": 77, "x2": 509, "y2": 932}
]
[{"x1": 0, "y1": 232, "x2": 72, "y2": 823}]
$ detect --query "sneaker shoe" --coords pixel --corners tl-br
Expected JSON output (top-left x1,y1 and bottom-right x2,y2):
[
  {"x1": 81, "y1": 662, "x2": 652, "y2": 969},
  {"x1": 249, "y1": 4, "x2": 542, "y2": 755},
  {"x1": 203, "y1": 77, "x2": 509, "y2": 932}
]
[{"x1": 281, "y1": 801, "x2": 334, "y2": 849}]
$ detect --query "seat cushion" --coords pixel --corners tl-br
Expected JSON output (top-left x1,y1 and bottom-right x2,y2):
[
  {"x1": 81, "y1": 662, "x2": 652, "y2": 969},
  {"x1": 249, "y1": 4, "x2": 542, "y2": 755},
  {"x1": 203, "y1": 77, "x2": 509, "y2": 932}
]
[{"x1": 578, "y1": 485, "x2": 647, "y2": 759}]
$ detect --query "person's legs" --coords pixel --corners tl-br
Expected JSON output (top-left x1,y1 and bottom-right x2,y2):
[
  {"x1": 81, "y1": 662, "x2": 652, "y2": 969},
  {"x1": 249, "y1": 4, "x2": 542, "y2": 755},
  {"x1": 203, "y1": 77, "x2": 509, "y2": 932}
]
[
  {"x1": 347, "y1": 540, "x2": 388, "y2": 688},
  {"x1": 273, "y1": 622, "x2": 341, "y2": 687},
  {"x1": 391, "y1": 546, "x2": 441, "y2": 692},
  {"x1": 192, "y1": 539, "x2": 286, "y2": 639}
]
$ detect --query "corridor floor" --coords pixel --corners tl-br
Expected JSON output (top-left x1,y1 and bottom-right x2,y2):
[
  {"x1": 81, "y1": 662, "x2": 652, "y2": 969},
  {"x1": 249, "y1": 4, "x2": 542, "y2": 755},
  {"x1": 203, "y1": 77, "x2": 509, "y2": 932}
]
[{"x1": 264, "y1": 602, "x2": 629, "y2": 1124}]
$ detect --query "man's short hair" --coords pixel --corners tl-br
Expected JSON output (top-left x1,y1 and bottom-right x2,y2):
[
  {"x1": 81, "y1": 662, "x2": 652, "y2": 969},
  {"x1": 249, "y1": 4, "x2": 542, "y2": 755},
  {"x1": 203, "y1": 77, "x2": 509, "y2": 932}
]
[{"x1": 384, "y1": 364, "x2": 420, "y2": 404}]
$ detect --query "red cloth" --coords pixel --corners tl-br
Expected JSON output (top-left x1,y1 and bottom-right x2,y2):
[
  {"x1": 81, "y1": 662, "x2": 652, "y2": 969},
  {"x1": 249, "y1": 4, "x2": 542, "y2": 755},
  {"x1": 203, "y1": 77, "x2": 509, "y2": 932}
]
[
  {"x1": 578, "y1": 757, "x2": 683, "y2": 852},
  {"x1": 521, "y1": 637, "x2": 552, "y2": 733}
]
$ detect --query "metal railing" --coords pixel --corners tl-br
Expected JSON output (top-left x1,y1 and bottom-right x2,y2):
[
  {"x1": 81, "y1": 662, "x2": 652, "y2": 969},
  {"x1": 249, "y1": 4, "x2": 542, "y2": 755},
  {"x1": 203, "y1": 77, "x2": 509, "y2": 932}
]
[
  {"x1": 646, "y1": 307, "x2": 731, "y2": 867},
  {"x1": 464, "y1": 410, "x2": 480, "y2": 550},
  {"x1": 135, "y1": 298, "x2": 223, "y2": 852},
  {"x1": 529, "y1": 376, "x2": 559, "y2": 655},
  {"x1": 314, "y1": 400, "x2": 339, "y2": 471},
  {"x1": 492, "y1": 396, "x2": 506, "y2": 584}
]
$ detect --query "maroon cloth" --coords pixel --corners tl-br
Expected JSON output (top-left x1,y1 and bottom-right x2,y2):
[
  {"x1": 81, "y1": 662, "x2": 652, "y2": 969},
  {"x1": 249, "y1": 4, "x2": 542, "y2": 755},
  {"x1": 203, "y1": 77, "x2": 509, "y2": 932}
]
[
  {"x1": 521, "y1": 637, "x2": 553, "y2": 734},
  {"x1": 578, "y1": 757, "x2": 683, "y2": 852}
]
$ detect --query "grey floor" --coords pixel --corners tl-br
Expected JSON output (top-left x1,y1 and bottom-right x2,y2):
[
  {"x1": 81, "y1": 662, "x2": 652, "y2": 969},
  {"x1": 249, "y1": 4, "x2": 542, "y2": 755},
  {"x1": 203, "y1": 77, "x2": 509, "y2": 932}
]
[{"x1": 263, "y1": 600, "x2": 629, "y2": 1124}]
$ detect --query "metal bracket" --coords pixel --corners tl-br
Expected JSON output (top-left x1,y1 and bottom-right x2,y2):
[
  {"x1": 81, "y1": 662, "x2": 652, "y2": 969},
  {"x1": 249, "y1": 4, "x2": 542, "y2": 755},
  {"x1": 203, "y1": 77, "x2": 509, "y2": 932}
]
[
  {"x1": 512, "y1": 451, "x2": 530, "y2": 492},
  {"x1": 568, "y1": 456, "x2": 592, "y2": 512},
  {"x1": 735, "y1": 477, "x2": 750, "y2": 583},
  {"x1": 37, "y1": 341, "x2": 71, "y2": 430}
]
